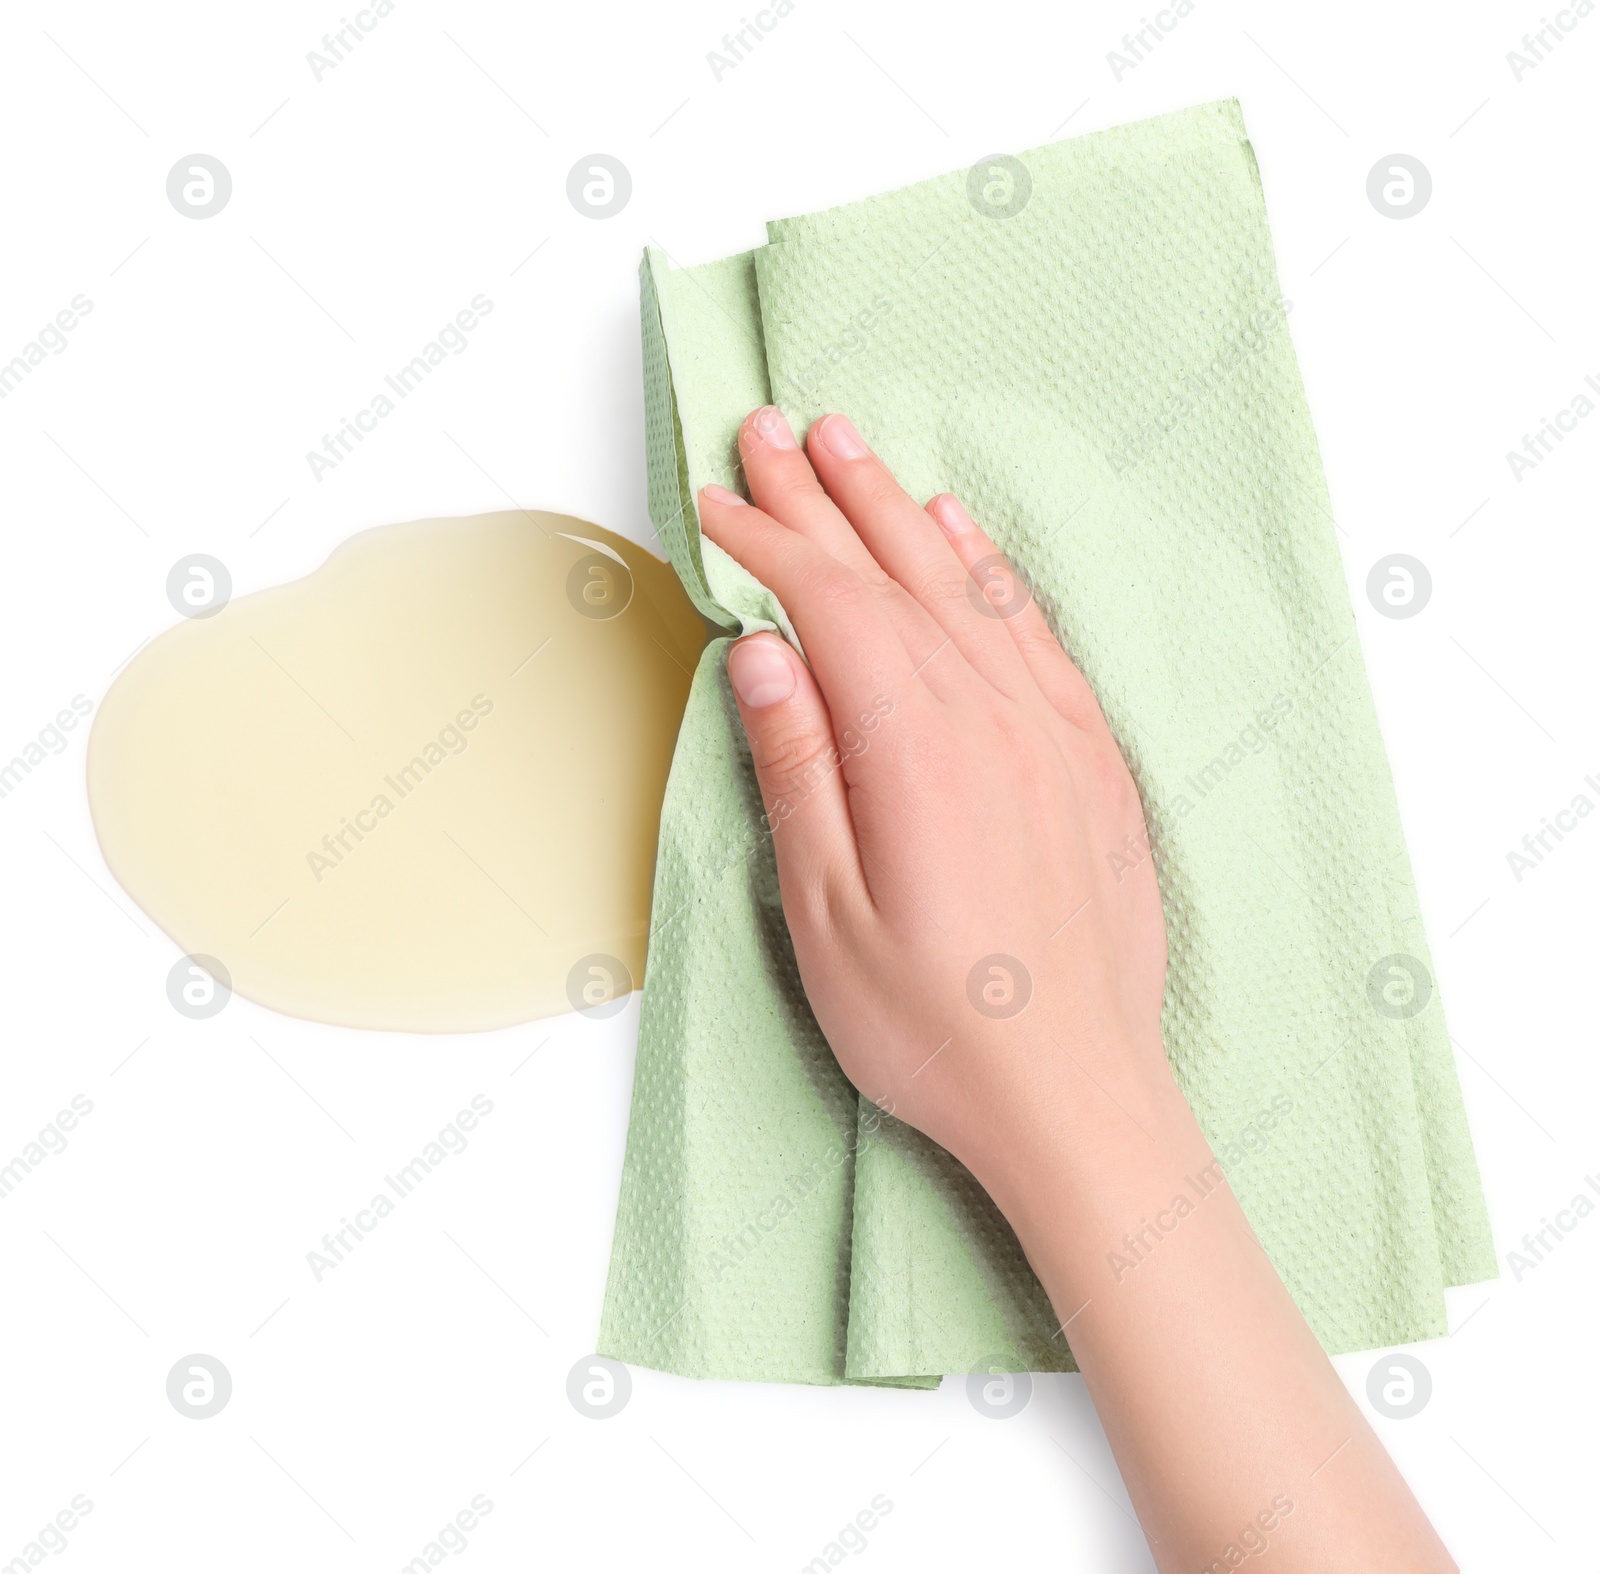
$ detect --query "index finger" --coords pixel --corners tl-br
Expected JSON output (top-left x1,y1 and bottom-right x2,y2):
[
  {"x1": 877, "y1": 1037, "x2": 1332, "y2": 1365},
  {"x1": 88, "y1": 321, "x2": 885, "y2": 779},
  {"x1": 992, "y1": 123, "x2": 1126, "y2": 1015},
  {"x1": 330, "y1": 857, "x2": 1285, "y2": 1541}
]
[{"x1": 697, "y1": 483, "x2": 928, "y2": 725}]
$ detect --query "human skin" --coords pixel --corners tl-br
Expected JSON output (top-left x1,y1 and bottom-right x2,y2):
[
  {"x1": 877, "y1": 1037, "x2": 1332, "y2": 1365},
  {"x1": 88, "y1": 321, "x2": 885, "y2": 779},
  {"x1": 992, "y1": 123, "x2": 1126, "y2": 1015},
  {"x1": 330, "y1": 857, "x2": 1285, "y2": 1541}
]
[{"x1": 695, "y1": 405, "x2": 1457, "y2": 1574}]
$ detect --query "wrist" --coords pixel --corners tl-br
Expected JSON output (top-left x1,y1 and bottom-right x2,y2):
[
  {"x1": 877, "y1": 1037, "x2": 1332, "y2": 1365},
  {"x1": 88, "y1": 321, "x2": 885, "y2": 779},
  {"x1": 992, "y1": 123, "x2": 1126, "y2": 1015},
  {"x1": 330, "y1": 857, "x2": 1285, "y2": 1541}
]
[{"x1": 958, "y1": 1039, "x2": 1205, "y2": 1261}]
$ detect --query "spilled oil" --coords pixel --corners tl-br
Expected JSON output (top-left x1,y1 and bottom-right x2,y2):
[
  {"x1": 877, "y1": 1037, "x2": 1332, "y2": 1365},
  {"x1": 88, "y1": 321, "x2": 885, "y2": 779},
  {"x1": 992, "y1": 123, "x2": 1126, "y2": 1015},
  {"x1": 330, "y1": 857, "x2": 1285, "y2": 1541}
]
[{"x1": 87, "y1": 512, "x2": 707, "y2": 1032}]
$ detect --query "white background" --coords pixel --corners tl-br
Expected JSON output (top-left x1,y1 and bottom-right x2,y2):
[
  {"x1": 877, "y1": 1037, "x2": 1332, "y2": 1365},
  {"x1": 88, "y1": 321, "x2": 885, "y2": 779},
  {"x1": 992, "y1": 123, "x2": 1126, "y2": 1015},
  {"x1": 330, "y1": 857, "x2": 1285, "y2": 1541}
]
[{"x1": 1, "y1": 0, "x2": 1595, "y2": 1568}]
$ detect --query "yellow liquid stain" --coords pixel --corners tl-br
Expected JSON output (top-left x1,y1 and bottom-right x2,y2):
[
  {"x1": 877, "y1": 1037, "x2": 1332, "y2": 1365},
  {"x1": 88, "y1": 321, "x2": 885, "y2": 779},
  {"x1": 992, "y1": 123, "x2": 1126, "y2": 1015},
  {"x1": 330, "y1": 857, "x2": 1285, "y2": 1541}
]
[{"x1": 87, "y1": 512, "x2": 708, "y2": 1032}]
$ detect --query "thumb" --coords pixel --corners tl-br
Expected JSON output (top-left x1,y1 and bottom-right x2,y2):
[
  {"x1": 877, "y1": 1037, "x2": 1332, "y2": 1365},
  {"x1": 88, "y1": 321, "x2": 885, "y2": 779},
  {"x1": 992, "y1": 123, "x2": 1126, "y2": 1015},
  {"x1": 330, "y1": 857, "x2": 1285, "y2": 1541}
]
[{"x1": 726, "y1": 633, "x2": 863, "y2": 917}]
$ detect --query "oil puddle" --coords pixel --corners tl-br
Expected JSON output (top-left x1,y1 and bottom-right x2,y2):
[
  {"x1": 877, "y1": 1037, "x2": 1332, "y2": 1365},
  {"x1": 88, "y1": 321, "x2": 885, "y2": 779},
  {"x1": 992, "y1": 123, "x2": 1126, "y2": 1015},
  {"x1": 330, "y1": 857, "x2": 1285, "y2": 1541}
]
[{"x1": 88, "y1": 512, "x2": 707, "y2": 1031}]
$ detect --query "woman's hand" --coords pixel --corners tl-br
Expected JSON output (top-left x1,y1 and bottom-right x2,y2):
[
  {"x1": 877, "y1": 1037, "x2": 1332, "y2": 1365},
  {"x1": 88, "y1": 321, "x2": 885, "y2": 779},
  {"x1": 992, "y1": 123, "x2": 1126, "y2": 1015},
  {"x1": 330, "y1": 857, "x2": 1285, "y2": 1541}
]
[{"x1": 698, "y1": 406, "x2": 1170, "y2": 1211}]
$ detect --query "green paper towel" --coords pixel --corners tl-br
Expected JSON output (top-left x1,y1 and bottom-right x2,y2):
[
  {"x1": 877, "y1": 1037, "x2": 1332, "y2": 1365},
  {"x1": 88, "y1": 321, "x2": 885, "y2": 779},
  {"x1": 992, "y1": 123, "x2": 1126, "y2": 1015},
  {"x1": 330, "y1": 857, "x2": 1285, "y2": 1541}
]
[{"x1": 600, "y1": 98, "x2": 1495, "y2": 1387}]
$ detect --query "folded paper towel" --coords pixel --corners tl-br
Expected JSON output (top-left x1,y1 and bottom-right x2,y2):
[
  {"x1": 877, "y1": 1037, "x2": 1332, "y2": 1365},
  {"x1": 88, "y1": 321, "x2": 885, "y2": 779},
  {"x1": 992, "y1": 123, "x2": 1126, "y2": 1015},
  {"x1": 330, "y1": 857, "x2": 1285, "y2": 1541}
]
[{"x1": 599, "y1": 98, "x2": 1495, "y2": 1387}]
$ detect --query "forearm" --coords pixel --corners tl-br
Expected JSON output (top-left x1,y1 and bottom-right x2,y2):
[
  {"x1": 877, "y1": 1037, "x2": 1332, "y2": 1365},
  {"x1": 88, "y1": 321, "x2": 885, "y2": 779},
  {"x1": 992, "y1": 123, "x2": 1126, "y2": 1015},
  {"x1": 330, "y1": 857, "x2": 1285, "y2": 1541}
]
[{"x1": 974, "y1": 1052, "x2": 1456, "y2": 1574}]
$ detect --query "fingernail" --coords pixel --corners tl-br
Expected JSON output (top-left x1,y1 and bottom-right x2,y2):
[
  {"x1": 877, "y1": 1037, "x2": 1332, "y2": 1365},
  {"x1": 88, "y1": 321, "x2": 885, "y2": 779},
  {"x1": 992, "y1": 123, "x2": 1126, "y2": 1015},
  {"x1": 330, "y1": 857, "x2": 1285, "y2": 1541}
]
[
  {"x1": 931, "y1": 494, "x2": 975, "y2": 537},
  {"x1": 818, "y1": 414, "x2": 870, "y2": 461},
  {"x1": 701, "y1": 483, "x2": 747, "y2": 506},
  {"x1": 728, "y1": 637, "x2": 796, "y2": 708},
  {"x1": 748, "y1": 406, "x2": 798, "y2": 450}
]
